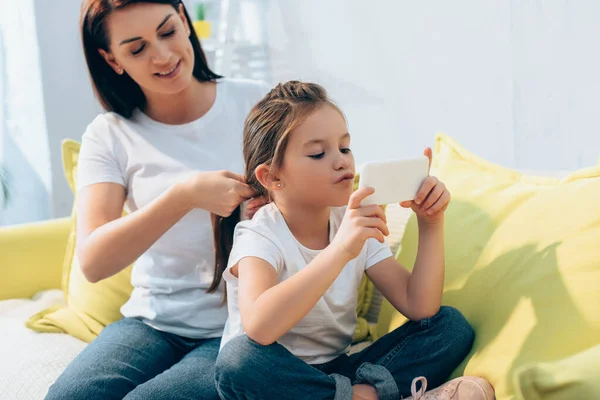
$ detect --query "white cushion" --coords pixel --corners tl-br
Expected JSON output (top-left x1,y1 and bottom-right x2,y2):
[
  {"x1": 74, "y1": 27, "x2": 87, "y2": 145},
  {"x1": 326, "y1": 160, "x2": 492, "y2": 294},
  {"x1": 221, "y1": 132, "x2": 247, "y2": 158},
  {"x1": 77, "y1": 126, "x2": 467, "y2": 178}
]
[{"x1": 0, "y1": 290, "x2": 86, "y2": 400}]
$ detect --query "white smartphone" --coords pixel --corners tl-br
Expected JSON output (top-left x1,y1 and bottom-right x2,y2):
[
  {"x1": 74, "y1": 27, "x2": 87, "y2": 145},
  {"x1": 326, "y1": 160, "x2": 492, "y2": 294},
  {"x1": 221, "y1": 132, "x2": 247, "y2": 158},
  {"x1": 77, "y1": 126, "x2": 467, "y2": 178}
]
[{"x1": 358, "y1": 156, "x2": 429, "y2": 206}]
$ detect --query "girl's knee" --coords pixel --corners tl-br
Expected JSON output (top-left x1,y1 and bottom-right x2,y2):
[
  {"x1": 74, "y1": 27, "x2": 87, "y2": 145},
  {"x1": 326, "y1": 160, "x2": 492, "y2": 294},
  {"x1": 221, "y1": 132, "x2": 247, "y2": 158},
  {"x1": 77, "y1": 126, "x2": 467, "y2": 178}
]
[{"x1": 215, "y1": 336, "x2": 268, "y2": 384}]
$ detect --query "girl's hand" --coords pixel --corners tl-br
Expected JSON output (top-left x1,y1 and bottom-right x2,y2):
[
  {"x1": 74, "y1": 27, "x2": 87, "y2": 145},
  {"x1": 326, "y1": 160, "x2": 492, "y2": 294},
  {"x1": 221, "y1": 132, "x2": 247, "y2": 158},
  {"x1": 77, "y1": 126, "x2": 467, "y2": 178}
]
[
  {"x1": 182, "y1": 170, "x2": 256, "y2": 217},
  {"x1": 400, "y1": 147, "x2": 450, "y2": 225},
  {"x1": 331, "y1": 187, "x2": 390, "y2": 262}
]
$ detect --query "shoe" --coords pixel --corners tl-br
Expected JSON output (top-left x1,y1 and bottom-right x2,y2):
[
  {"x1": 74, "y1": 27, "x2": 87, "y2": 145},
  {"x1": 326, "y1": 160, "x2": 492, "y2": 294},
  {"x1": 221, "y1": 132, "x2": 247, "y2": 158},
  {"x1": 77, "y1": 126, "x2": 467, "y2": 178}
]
[{"x1": 403, "y1": 376, "x2": 495, "y2": 399}]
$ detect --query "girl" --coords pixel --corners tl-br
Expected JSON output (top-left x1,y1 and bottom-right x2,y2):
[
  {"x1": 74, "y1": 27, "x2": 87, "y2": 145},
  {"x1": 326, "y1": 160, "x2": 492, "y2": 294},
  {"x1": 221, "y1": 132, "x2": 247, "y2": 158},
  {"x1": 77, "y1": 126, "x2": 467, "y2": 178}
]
[
  {"x1": 46, "y1": 1, "x2": 269, "y2": 399},
  {"x1": 212, "y1": 82, "x2": 495, "y2": 400}
]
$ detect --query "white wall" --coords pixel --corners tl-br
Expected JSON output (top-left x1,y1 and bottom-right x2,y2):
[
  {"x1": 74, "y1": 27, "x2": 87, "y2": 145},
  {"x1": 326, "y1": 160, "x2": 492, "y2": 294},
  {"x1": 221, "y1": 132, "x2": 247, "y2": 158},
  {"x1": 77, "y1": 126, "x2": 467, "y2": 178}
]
[
  {"x1": 265, "y1": 0, "x2": 600, "y2": 171},
  {"x1": 0, "y1": 0, "x2": 53, "y2": 225},
  {"x1": 34, "y1": 0, "x2": 102, "y2": 219}
]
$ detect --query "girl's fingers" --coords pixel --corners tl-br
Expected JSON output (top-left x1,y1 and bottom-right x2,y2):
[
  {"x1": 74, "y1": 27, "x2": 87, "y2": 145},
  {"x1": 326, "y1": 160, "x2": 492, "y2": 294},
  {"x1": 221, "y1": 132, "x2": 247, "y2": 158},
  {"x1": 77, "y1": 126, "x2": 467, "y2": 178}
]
[
  {"x1": 358, "y1": 204, "x2": 387, "y2": 224},
  {"x1": 421, "y1": 183, "x2": 445, "y2": 210},
  {"x1": 358, "y1": 216, "x2": 390, "y2": 237},
  {"x1": 426, "y1": 191, "x2": 451, "y2": 215},
  {"x1": 414, "y1": 176, "x2": 438, "y2": 205}
]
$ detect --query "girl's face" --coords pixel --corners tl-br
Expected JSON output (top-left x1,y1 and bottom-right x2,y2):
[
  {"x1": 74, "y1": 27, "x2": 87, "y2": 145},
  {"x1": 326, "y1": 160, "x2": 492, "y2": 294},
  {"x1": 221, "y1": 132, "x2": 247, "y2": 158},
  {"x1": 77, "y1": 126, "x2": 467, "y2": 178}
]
[
  {"x1": 277, "y1": 104, "x2": 356, "y2": 208},
  {"x1": 99, "y1": 3, "x2": 195, "y2": 96}
]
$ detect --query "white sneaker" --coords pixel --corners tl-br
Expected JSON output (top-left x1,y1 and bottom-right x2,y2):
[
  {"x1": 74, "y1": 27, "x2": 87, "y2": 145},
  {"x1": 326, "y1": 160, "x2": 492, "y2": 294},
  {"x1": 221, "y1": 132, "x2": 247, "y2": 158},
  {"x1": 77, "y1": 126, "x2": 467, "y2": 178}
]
[{"x1": 403, "y1": 376, "x2": 495, "y2": 399}]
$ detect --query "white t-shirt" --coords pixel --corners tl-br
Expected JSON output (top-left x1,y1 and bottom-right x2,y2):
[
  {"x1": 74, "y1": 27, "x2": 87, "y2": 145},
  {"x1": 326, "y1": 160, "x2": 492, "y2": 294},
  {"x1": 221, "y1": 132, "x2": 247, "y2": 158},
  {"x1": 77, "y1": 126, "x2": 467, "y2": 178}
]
[
  {"x1": 220, "y1": 202, "x2": 393, "y2": 364},
  {"x1": 77, "y1": 78, "x2": 272, "y2": 339}
]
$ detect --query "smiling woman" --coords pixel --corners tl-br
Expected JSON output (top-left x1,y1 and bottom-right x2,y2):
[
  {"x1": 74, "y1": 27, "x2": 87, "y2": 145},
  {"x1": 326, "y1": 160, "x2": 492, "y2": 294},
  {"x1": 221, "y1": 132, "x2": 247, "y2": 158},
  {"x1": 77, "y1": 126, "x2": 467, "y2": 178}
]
[
  {"x1": 81, "y1": 0, "x2": 220, "y2": 118},
  {"x1": 43, "y1": 0, "x2": 273, "y2": 399}
]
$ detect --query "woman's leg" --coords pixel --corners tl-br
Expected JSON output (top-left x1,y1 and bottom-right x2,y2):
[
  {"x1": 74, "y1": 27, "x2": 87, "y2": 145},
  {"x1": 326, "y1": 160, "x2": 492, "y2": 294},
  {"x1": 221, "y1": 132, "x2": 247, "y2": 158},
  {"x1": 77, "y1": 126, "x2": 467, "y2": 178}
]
[
  {"x1": 347, "y1": 306, "x2": 475, "y2": 399},
  {"x1": 215, "y1": 335, "x2": 353, "y2": 400},
  {"x1": 45, "y1": 318, "x2": 180, "y2": 400},
  {"x1": 123, "y1": 337, "x2": 221, "y2": 400}
]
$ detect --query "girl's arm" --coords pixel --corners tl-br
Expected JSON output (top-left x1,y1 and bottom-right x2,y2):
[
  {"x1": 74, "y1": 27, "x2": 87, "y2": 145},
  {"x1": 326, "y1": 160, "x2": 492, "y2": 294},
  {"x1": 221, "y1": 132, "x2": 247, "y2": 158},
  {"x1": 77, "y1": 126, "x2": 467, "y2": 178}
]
[
  {"x1": 366, "y1": 220, "x2": 445, "y2": 321},
  {"x1": 235, "y1": 188, "x2": 388, "y2": 346},
  {"x1": 367, "y1": 167, "x2": 451, "y2": 321},
  {"x1": 235, "y1": 247, "x2": 348, "y2": 346}
]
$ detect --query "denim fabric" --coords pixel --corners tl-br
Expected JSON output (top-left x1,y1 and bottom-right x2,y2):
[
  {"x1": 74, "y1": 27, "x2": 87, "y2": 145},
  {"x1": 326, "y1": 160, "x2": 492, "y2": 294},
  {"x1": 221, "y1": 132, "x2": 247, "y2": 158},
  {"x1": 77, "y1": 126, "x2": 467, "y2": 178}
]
[
  {"x1": 45, "y1": 317, "x2": 221, "y2": 400},
  {"x1": 215, "y1": 306, "x2": 474, "y2": 400}
]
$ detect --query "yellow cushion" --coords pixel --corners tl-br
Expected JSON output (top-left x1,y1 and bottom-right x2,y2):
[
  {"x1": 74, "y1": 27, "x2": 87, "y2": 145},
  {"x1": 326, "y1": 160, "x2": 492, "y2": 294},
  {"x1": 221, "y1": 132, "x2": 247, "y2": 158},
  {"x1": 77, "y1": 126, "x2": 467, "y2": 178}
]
[
  {"x1": 26, "y1": 140, "x2": 374, "y2": 343},
  {"x1": 513, "y1": 343, "x2": 600, "y2": 400},
  {"x1": 26, "y1": 140, "x2": 133, "y2": 342},
  {"x1": 376, "y1": 134, "x2": 600, "y2": 399}
]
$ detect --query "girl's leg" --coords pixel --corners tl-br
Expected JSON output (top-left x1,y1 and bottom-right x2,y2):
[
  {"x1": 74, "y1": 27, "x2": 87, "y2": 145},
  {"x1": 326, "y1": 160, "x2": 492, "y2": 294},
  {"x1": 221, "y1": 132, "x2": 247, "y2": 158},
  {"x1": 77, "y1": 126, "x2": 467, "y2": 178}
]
[
  {"x1": 124, "y1": 337, "x2": 221, "y2": 400},
  {"x1": 45, "y1": 318, "x2": 180, "y2": 400},
  {"x1": 347, "y1": 306, "x2": 475, "y2": 399},
  {"x1": 215, "y1": 335, "x2": 353, "y2": 400}
]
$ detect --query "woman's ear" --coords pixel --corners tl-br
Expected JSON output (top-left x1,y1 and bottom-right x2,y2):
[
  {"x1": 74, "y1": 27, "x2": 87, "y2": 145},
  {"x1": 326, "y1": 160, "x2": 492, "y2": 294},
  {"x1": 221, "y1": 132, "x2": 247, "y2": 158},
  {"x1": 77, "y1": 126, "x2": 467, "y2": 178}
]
[
  {"x1": 178, "y1": 3, "x2": 191, "y2": 36},
  {"x1": 98, "y1": 49, "x2": 124, "y2": 75},
  {"x1": 255, "y1": 164, "x2": 284, "y2": 191}
]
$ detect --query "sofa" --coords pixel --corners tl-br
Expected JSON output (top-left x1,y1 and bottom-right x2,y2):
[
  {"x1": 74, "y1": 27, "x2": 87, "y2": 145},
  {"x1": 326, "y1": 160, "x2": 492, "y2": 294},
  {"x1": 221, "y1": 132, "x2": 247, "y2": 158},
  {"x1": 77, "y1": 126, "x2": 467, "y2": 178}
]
[{"x1": 0, "y1": 134, "x2": 598, "y2": 400}]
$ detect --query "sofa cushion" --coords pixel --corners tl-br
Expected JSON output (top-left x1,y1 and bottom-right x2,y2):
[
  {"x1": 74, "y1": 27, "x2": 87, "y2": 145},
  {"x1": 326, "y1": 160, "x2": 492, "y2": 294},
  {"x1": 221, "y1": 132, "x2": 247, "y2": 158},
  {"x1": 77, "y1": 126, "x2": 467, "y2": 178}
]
[
  {"x1": 26, "y1": 140, "x2": 134, "y2": 342},
  {"x1": 376, "y1": 133, "x2": 600, "y2": 399},
  {"x1": 0, "y1": 290, "x2": 85, "y2": 399},
  {"x1": 513, "y1": 343, "x2": 600, "y2": 400}
]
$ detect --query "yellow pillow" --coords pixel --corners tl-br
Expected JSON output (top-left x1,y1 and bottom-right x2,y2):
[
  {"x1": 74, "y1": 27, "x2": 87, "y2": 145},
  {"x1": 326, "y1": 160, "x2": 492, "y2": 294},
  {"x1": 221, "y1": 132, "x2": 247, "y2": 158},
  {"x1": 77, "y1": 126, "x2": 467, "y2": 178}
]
[
  {"x1": 513, "y1": 343, "x2": 600, "y2": 400},
  {"x1": 376, "y1": 134, "x2": 600, "y2": 400},
  {"x1": 26, "y1": 140, "x2": 374, "y2": 343},
  {"x1": 26, "y1": 140, "x2": 133, "y2": 342}
]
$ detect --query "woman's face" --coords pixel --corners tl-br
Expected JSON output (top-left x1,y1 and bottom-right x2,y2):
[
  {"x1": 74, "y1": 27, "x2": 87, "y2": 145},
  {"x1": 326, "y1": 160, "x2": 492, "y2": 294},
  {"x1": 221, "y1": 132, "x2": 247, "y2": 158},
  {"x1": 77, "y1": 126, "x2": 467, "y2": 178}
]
[{"x1": 100, "y1": 3, "x2": 195, "y2": 96}]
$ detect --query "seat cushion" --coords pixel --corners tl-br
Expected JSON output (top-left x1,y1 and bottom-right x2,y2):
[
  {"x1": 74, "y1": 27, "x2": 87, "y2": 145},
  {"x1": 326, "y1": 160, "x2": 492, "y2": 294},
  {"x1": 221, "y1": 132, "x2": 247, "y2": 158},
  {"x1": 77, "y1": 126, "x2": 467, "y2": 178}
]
[
  {"x1": 377, "y1": 133, "x2": 600, "y2": 399},
  {"x1": 0, "y1": 290, "x2": 86, "y2": 399}
]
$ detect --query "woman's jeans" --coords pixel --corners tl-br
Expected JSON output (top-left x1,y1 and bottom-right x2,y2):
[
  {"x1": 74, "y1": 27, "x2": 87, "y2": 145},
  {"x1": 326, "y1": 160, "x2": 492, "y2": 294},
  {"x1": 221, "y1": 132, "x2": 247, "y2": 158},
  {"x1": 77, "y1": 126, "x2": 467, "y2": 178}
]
[
  {"x1": 215, "y1": 306, "x2": 474, "y2": 400},
  {"x1": 45, "y1": 317, "x2": 221, "y2": 400}
]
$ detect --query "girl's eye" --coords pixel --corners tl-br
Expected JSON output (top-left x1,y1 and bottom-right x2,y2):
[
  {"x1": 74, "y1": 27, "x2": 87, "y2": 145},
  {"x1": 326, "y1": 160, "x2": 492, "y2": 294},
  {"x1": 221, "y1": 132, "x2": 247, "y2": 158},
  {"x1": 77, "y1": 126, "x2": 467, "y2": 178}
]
[
  {"x1": 341, "y1": 148, "x2": 351, "y2": 154},
  {"x1": 308, "y1": 152, "x2": 325, "y2": 160},
  {"x1": 132, "y1": 45, "x2": 146, "y2": 56},
  {"x1": 161, "y1": 29, "x2": 175, "y2": 38}
]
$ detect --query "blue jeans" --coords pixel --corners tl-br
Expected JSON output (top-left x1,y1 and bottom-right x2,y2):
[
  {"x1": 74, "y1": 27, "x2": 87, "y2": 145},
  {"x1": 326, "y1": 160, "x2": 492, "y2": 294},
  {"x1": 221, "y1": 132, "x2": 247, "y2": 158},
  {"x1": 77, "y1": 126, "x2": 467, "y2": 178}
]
[
  {"x1": 215, "y1": 306, "x2": 474, "y2": 400},
  {"x1": 45, "y1": 317, "x2": 221, "y2": 400}
]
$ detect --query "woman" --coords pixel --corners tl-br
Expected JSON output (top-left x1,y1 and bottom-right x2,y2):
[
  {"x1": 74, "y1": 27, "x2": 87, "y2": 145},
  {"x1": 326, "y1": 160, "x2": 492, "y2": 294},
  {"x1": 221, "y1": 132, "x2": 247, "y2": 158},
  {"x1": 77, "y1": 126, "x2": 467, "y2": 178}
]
[{"x1": 46, "y1": 1, "x2": 270, "y2": 399}]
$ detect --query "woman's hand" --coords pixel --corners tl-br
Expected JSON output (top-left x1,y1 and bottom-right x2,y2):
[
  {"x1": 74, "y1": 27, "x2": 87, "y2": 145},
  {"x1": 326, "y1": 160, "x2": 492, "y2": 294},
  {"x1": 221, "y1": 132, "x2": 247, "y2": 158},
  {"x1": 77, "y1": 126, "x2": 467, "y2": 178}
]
[
  {"x1": 400, "y1": 147, "x2": 450, "y2": 225},
  {"x1": 245, "y1": 196, "x2": 270, "y2": 219},
  {"x1": 182, "y1": 170, "x2": 256, "y2": 217}
]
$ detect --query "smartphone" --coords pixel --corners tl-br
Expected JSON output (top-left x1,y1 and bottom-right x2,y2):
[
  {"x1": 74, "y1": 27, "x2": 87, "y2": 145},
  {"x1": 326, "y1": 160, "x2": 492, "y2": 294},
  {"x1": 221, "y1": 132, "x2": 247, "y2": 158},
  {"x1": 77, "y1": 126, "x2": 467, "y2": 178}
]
[{"x1": 358, "y1": 156, "x2": 429, "y2": 206}]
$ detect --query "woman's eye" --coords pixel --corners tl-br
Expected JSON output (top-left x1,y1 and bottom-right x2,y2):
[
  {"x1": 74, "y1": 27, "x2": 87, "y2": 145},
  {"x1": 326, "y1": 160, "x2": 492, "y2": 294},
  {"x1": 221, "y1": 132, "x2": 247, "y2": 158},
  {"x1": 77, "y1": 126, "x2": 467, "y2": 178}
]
[
  {"x1": 132, "y1": 45, "x2": 146, "y2": 55},
  {"x1": 308, "y1": 152, "x2": 325, "y2": 160},
  {"x1": 161, "y1": 29, "x2": 176, "y2": 38}
]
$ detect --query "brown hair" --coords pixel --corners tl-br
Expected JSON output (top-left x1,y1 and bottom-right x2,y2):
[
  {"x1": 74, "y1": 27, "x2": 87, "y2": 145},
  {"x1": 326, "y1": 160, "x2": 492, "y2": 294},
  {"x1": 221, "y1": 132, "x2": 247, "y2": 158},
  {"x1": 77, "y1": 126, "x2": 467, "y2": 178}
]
[
  {"x1": 80, "y1": 0, "x2": 221, "y2": 118},
  {"x1": 208, "y1": 81, "x2": 343, "y2": 293}
]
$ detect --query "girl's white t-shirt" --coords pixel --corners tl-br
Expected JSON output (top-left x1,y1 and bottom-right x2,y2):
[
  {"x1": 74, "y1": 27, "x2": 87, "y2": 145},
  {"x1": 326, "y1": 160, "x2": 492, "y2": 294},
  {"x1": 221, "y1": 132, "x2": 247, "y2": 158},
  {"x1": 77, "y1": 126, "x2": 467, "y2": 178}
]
[
  {"x1": 77, "y1": 78, "x2": 271, "y2": 339},
  {"x1": 220, "y1": 202, "x2": 393, "y2": 364}
]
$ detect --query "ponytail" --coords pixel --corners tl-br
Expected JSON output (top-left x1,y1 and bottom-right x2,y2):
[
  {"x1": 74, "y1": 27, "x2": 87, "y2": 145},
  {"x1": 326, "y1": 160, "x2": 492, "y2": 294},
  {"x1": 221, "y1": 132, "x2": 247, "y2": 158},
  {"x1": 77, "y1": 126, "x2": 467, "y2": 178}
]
[{"x1": 207, "y1": 206, "x2": 241, "y2": 294}]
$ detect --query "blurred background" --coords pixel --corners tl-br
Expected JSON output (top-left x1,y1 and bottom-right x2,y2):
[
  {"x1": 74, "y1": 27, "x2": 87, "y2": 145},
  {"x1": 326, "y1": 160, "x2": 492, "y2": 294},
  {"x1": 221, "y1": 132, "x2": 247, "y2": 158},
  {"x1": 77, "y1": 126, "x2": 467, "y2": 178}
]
[{"x1": 1, "y1": 0, "x2": 599, "y2": 226}]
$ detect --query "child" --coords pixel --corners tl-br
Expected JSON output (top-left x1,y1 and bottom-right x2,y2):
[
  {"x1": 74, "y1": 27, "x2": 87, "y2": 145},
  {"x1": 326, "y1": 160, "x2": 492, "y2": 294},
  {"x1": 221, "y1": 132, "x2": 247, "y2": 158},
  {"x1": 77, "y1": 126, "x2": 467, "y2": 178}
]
[{"x1": 210, "y1": 81, "x2": 495, "y2": 400}]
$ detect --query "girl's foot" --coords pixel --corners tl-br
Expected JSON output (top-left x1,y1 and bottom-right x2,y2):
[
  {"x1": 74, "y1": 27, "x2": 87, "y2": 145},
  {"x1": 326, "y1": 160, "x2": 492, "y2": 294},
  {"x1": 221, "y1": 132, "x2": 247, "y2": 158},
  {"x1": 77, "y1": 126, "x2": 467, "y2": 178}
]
[{"x1": 403, "y1": 376, "x2": 495, "y2": 399}]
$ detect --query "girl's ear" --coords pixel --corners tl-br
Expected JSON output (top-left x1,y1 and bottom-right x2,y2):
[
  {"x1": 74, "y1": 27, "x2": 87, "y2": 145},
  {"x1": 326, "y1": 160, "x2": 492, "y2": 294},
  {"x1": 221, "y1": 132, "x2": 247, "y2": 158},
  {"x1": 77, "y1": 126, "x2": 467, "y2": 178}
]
[{"x1": 255, "y1": 164, "x2": 284, "y2": 191}]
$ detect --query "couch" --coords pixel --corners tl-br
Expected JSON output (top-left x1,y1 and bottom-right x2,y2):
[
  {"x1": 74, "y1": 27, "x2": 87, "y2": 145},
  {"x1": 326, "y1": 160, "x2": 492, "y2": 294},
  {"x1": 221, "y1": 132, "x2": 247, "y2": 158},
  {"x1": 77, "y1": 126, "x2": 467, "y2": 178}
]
[{"x1": 0, "y1": 134, "x2": 598, "y2": 400}]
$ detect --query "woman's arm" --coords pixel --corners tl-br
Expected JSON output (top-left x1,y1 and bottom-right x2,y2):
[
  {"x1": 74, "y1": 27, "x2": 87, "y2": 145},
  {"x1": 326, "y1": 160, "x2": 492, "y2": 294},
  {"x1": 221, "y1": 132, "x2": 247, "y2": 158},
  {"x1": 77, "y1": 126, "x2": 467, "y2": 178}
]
[{"x1": 77, "y1": 170, "x2": 255, "y2": 283}]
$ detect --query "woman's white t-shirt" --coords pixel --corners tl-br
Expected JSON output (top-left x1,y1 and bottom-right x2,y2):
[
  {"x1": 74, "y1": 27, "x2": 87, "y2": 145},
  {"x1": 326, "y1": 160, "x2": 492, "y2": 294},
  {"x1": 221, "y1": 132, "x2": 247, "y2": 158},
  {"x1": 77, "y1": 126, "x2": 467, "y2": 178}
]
[
  {"x1": 220, "y1": 202, "x2": 393, "y2": 364},
  {"x1": 77, "y1": 78, "x2": 271, "y2": 339}
]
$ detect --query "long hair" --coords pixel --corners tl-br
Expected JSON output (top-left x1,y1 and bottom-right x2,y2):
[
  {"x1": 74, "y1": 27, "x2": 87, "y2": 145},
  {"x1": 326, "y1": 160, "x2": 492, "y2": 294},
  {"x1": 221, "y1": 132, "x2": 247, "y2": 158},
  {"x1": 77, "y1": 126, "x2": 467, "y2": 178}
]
[
  {"x1": 208, "y1": 81, "x2": 343, "y2": 293},
  {"x1": 80, "y1": 0, "x2": 221, "y2": 118}
]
